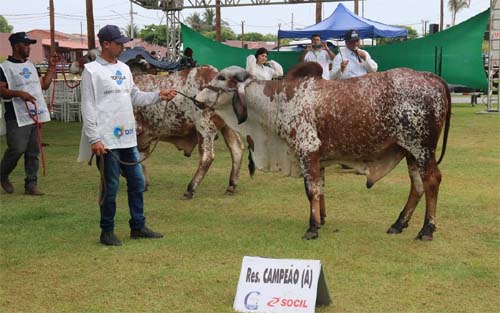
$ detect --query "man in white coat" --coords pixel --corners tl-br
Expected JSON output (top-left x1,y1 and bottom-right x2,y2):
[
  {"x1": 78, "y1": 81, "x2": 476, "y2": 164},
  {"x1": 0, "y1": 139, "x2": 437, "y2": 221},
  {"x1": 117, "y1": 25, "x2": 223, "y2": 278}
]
[
  {"x1": 331, "y1": 30, "x2": 378, "y2": 80},
  {"x1": 0, "y1": 32, "x2": 58, "y2": 196},
  {"x1": 79, "y1": 25, "x2": 176, "y2": 246}
]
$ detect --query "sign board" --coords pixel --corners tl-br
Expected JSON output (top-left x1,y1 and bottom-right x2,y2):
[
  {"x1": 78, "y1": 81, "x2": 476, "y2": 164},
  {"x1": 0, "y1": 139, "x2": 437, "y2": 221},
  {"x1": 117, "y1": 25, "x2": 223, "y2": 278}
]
[{"x1": 233, "y1": 256, "x2": 331, "y2": 313}]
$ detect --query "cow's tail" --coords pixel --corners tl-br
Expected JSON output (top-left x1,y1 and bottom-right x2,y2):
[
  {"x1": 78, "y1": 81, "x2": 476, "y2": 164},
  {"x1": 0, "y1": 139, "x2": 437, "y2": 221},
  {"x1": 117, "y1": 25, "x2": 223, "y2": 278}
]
[
  {"x1": 437, "y1": 81, "x2": 451, "y2": 165},
  {"x1": 248, "y1": 147, "x2": 255, "y2": 177}
]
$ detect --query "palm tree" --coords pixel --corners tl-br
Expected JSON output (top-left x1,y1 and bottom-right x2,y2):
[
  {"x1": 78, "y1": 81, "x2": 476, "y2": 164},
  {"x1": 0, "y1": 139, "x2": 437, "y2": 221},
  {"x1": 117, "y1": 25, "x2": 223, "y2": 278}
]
[
  {"x1": 203, "y1": 8, "x2": 216, "y2": 31},
  {"x1": 448, "y1": 0, "x2": 471, "y2": 26},
  {"x1": 185, "y1": 9, "x2": 230, "y2": 33},
  {"x1": 185, "y1": 12, "x2": 204, "y2": 32},
  {"x1": 123, "y1": 23, "x2": 140, "y2": 39}
]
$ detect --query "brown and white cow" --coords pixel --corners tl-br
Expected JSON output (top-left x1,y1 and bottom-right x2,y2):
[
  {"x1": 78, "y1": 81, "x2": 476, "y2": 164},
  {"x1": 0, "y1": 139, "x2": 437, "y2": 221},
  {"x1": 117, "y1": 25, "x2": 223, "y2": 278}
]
[
  {"x1": 133, "y1": 66, "x2": 244, "y2": 199},
  {"x1": 195, "y1": 63, "x2": 451, "y2": 240}
]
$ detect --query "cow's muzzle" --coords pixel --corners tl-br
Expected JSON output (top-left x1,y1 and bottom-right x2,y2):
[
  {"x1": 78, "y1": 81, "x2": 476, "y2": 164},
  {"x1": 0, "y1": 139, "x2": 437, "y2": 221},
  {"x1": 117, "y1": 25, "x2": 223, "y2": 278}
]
[{"x1": 176, "y1": 90, "x2": 207, "y2": 110}]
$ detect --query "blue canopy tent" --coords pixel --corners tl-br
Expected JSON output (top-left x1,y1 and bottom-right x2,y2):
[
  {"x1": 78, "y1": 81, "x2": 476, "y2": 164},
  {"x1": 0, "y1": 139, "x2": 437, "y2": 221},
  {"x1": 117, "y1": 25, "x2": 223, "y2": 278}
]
[{"x1": 278, "y1": 3, "x2": 408, "y2": 40}]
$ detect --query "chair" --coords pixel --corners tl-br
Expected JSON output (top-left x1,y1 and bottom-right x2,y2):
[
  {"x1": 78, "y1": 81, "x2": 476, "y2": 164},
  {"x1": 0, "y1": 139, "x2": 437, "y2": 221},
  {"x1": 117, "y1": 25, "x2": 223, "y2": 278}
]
[{"x1": 65, "y1": 83, "x2": 82, "y2": 122}]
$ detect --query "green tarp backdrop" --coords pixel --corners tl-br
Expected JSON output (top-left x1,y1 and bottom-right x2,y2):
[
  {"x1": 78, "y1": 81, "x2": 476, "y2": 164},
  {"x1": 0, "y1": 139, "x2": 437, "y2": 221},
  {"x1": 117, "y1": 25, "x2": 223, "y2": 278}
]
[{"x1": 182, "y1": 9, "x2": 489, "y2": 90}]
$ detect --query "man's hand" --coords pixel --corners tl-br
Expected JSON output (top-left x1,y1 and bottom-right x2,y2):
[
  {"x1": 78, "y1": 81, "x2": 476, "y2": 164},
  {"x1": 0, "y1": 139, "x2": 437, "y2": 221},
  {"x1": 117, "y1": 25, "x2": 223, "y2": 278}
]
[
  {"x1": 160, "y1": 89, "x2": 177, "y2": 101},
  {"x1": 340, "y1": 60, "x2": 349, "y2": 72},
  {"x1": 357, "y1": 49, "x2": 367, "y2": 61},
  {"x1": 322, "y1": 42, "x2": 328, "y2": 50},
  {"x1": 91, "y1": 141, "x2": 106, "y2": 156},
  {"x1": 17, "y1": 91, "x2": 36, "y2": 103},
  {"x1": 48, "y1": 52, "x2": 59, "y2": 68}
]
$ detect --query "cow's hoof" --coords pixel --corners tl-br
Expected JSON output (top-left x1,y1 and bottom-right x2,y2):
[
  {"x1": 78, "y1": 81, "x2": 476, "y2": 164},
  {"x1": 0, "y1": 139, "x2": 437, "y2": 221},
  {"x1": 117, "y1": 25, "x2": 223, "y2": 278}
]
[
  {"x1": 320, "y1": 217, "x2": 326, "y2": 226},
  {"x1": 225, "y1": 186, "x2": 237, "y2": 195},
  {"x1": 415, "y1": 233, "x2": 433, "y2": 241},
  {"x1": 386, "y1": 220, "x2": 408, "y2": 234},
  {"x1": 386, "y1": 226, "x2": 402, "y2": 234},
  {"x1": 183, "y1": 191, "x2": 194, "y2": 200},
  {"x1": 302, "y1": 230, "x2": 318, "y2": 240},
  {"x1": 415, "y1": 223, "x2": 436, "y2": 241}
]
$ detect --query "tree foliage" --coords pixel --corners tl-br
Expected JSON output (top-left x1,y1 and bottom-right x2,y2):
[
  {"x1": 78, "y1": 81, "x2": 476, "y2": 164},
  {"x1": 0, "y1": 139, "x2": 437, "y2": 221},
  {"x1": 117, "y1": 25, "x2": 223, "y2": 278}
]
[
  {"x1": 0, "y1": 15, "x2": 13, "y2": 33},
  {"x1": 376, "y1": 25, "x2": 418, "y2": 45},
  {"x1": 139, "y1": 24, "x2": 168, "y2": 46},
  {"x1": 122, "y1": 23, "x2": 141, "y2": 39},
  {"x1": 202, "y1": 29, "x2": 237, "y2": 41},
  {"x1": 448, "y1": 0, "x2": 471, "y2": 26},
  {"x1": 185, "y1": 8, "x2": 233, "y2": 40},
  {"x1": 237, "y1": 32, "x2": 277, "y2": 42}
]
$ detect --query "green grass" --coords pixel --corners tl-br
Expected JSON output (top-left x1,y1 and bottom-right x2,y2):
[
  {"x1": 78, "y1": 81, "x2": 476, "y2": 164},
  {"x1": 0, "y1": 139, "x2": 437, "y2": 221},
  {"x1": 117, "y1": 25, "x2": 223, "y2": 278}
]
[{"x1": 0, "y1": 104, "x2": 499, "y2": 313}]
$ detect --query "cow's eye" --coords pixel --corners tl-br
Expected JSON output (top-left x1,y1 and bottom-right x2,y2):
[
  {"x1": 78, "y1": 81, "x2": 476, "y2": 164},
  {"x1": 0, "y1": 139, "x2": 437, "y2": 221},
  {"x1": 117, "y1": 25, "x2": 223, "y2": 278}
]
[{"x1": 217, "y1": 75, "x2": 226, "y2": 81}]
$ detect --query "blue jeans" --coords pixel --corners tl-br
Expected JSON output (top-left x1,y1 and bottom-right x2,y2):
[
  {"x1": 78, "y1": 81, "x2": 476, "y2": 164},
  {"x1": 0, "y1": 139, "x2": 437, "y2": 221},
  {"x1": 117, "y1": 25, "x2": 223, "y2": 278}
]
[{"x1": 96, "y1": 146, "x2": 146, "y2": 232}]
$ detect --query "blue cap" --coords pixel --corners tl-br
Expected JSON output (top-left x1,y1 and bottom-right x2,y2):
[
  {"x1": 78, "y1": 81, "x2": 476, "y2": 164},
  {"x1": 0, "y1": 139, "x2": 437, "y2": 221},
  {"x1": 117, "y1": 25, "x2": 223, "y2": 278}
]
[
  {"x1": 344, "y1": 30, "x2": 360, "y2": 42},
  {"x1": 9, "y1": 32, "x2": 37, "y2": 45},
  {"x1": 97, "y1": 25, "x2": 131, "y2": 43}
]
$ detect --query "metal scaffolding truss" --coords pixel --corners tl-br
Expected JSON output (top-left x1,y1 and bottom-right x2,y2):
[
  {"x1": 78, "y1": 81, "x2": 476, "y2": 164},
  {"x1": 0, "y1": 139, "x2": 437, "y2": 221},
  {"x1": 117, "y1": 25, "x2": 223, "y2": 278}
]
[
  {"x1": 131, "y1": 0, "x2": 349, "y2": 60},
  {"x1": 132, "y1": 0, "x2": 345, "y2": 9},
  {"x1": 486, "y1": 0, "x2": 500, "y2": 112}
]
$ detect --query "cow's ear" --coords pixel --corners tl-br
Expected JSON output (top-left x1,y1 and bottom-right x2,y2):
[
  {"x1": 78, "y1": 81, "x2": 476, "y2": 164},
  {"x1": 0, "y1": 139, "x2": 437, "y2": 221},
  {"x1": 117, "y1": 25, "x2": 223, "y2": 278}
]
[
  {"x1": 235, "y1": 70, "x2": 250, "y2": 83},
  {"x1": 232, "y1": 92, "x2": 247, "y2": 124}
]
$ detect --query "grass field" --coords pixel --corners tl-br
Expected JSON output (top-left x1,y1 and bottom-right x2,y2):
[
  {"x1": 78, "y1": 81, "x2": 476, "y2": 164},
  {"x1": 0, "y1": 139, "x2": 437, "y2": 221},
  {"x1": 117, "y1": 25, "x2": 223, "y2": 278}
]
[{"x1": 0, "y1": 104, "x2": 499, "y2": 313}]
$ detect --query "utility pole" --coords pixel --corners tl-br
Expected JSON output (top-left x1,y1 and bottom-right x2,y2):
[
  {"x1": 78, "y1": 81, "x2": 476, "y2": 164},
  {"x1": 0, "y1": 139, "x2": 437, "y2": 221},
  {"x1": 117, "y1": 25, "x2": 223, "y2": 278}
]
[
  {"x1": 215, "y1": 0, "x2": 221, "y2": 42},
  {"x1": 440, "y1": 0, "x2": 444, "y2": 31},
  {"x1": 49, "y1": 0, "x2": 55, "y2": 55},
  {"x1": 315, "y1": 0, "x2": 322, "y2": 23},
  {"x1": 86, "y1": 0, "x2": 96, "y2": 49},
  {"x1": 277, "y1": 23, "x2": 281, "y2": 47},
  {"x1": 362, "y1": 0, "x2": 365, "y2": 18},
  {"x1": 291, "y1": 13, "x2": 294, "y2": 30},
  {"x1": 241, "y1": 21, "x2": 245, "y2": 48},
  {"x1": 354, "y1": 0, "x2": 359, "y2": 15},
  {"x1": 421, "y1": 20, "x2": 429, "y2": 36},
  {"x1": 129, "y1": 0, "x2": 134, "y2": 39}
]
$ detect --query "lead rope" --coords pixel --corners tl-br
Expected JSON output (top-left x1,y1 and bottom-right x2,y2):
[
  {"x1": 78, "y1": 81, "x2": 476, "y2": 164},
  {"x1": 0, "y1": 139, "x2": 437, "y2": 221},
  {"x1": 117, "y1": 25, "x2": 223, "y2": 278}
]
[
  {"x1": 90, "y1": 98, "x2": 172, "y2": 206},
  {"x1": 24, "y1": 100, "x2": 46, "y2": 176},
  {"x1": 58, "y1": 53, "x2": 81, "y2": 89}
]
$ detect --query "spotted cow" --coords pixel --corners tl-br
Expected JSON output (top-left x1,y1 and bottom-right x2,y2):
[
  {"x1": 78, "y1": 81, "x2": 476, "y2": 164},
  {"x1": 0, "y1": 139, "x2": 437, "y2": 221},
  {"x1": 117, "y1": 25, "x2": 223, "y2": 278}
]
[
  {"x1": 133, "y1": 66, "x2": 244, "y2": 199},
  {"x1": 195, "y1": 63, "x2": 451, "y2": 240}
]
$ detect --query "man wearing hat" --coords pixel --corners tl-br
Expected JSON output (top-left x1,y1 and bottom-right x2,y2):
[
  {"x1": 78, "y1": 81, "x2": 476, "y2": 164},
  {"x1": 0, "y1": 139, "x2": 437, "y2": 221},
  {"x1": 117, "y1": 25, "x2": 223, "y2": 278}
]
[
  {"x1": 0, "y1": 32, "x2": 58, "y2": 195},
  {"x1": 331, "y1": 30, "x2": 378, "y2": 80},
  {"x1": 78, "y1": 25, "x2": 177, "y2": 246}
]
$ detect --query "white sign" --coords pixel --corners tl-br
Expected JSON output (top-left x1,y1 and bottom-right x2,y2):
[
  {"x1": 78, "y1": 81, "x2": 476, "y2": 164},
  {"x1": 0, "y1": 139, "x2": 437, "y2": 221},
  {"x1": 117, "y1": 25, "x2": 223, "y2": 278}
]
[{"x1": 233, "y1": 256, "x2": 331, "y2": 313}]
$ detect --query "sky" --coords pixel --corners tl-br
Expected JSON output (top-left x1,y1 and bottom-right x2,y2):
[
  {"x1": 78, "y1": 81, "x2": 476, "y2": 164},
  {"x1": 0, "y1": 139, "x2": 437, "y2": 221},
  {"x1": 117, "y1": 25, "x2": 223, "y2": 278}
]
[{"x1": 2, "y1": 0, "x2": 492, "y2": 37}]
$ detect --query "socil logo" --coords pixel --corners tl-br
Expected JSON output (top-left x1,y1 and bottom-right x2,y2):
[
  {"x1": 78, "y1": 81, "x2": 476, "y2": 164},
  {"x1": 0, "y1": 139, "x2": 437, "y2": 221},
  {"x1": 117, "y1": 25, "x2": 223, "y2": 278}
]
[
  {"x1": 267, "y1": 297, "x2": 308, "y2": 308},
  {"x1": 244, "y1": 291, "x2": 261, "y2": 310},
  {"x1": 111, "y1": 70, "x2": 126, "y2": 85},
  {"x1": 113, "y1": 126, "x2": 133, "y2": 139},
  {"x1": 20, "y1": 67, "x2": 32, "y2": 79}
]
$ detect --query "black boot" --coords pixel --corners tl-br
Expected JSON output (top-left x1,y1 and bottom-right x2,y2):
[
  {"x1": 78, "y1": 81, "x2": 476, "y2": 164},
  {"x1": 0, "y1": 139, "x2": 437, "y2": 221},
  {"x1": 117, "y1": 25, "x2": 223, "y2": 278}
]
[
  {"x1": 100, "y1": 231, "x2": 122, "y2": 246},
  {"x1": 130, "y1": 226, "x2": 163, "y2": 239}
]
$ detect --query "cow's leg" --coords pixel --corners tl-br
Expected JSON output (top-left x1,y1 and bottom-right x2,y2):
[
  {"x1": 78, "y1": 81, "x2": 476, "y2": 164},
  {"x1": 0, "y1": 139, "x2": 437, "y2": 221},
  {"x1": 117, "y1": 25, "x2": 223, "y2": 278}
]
[
  {"x1": 301, "y1": 153, "x2": 322, "y2": 240},
  {"x1": 387, "y1": 156, "x2": 423, "y2": 234},
  {"x1": 220, "y1": 125, "x2": 244, "y2": 195},
  {"x1": 319, "y1": 167, "x2": 326, "y2": 226},
  {"x1": 184, "y1": 131, "x2": 216, "y2": 199},
  {"x1": 416, "y1": 158, "x2": 441, "y2": 241}
]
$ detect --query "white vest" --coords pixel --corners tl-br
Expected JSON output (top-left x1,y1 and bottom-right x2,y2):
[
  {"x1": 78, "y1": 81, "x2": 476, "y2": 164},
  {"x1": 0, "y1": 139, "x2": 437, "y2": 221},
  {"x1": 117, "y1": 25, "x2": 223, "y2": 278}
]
[
  {"x1": 78, "y1": 60, "x2": 137, "y2": 161},
  {"x1": 304, "y1": 50, "x2": 331, "y2": 80},
  {"x1": 0, "y1": 60, "x2": 50, "y2": 127}
]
